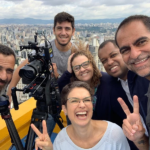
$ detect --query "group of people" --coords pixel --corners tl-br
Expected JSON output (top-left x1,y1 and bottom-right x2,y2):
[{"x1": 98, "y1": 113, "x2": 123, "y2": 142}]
[{"x1": 0, "y1": 11, "x2": 150, "y2": 150}]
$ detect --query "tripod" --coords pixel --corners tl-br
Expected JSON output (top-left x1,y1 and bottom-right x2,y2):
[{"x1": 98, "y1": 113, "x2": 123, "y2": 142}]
[
  {"x1": 0, "y1": 95, "x2": 64, "y2": 150},
  {"x1": 7, "y1": 73, "x2": 64, "y2": 150},
  {"x1": 0, "y1": 96, "x2": 24, "y2": 150},
  {"x1": 25, "y1": 100, "x2": 64, "y2": 150}
]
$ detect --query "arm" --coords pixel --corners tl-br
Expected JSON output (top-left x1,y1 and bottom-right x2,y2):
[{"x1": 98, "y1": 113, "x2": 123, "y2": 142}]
[
  {"x1": 51, "y1": 63, "x2": 59, "y2": 78},
  {"x1": 7, "y1": 59, "x2": 28, "y2": 107},
  {"x1": 133, "y1": 134, "x2": 149, "y2": 150},
  {"x1": 58, "y1": 70, "x2": 72, "y2": 93},
  {"x1": 57, "y1": 53, "x2": 74, "y2": 93},
  {"x1": 118, "y1": 96, "x2": 149, "y2": 150}
]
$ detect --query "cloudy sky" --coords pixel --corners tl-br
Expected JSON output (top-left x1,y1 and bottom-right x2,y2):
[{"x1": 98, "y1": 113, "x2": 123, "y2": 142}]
[{"x1": 0, "y1": 0, "x2": 150, "y2": 20}]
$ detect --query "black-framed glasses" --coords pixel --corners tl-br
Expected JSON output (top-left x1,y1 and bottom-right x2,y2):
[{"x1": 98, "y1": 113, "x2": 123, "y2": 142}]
[
  {"x1": 67, "y1": 96, "x2": 93, "y2": 105},
  {"x1": 72, "y1": 61, "x2": 90, "y2": 72}
]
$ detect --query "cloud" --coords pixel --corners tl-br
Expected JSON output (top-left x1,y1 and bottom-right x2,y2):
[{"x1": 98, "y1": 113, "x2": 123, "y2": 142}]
[
  {"x1": 3, "y1": 0, "x2": 24, "y2": 2},
  {"x1": 35, "y1": 0, "x2": 150, "y2": 7},
  {"x1": 0, "y1": 0, "x2": 150, "y2": 20}
]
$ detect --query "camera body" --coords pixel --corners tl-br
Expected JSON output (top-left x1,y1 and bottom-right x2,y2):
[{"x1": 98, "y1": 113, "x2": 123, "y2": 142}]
[
  {"x1": 19, "y1": 40, "x2": 53, "y2": 84},
  {"x1": 12, "y1": 32, "x2": 61, "y2": 115}
]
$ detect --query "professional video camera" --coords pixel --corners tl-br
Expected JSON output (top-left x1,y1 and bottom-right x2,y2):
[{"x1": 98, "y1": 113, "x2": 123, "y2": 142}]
[
  {"x1": 12, "y1": 31, "x2": 61, "y2": 113},
  {"x1": 8, "y1": 31, "x2": 64, "y2": 150}
]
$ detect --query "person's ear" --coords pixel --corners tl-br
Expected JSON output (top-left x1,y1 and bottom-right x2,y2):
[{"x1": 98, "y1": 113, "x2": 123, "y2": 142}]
[
  {"x1": 72, "y1": 28, "x2": 75, "y2": 36},
  {"x1": 62, "y1": 105, "x2": 67, "y2": 115}
]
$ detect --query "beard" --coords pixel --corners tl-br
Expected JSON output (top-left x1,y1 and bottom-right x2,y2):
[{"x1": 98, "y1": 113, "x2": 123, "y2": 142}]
[
  {"x1": 56, "y1": 37, "x2": 71, "y2": 47},
  {"x1": 0, "y1": 79, "x2": 10, "y2": 93}
]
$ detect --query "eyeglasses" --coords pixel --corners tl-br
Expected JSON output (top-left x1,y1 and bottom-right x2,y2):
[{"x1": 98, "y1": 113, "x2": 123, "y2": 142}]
[
  {"x1": 67, "y1": 96, "x2": 92, "y2": 104},
  {"x1": 72, "y1": 61, "x2": 90, "y2": 72}
]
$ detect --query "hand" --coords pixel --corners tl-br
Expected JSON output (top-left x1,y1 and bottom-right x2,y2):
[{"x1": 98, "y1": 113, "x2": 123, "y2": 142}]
[
  {"x1": 31, "y1": 120, "x2": 53, "y2": 150},
  {"x1": 118, "y1": 95, "x2": 145, "y2": 142},
  {"x1": 67, "y1": 53, "x2": 74, "y2": 73},
  {"x1": 49, "y1": 63, "x2": 59, "y2": 78}
]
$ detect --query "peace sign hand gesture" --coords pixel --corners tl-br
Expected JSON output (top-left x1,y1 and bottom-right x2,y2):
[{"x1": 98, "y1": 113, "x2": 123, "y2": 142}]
[
  {"x1": 31, "y1": 120, "x2": 53, "y2": 150},
  {"x1": 117, "y1": 95, "x2": 145, "y2": 142}
]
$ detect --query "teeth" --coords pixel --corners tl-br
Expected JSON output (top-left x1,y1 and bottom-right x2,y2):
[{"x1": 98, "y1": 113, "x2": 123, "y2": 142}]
[
  {"x1": 134, "y1": 58, "x2": 148, "y2": 65},
  {"x1": 81, "y1": 73, "x2": 88, "y2": 76},
  {"x1": 76, "y1": 112, "x2": 87, "y2": 115},
  {"x1": 111, "y1": 66, "x2": 118, "y2": 71}
]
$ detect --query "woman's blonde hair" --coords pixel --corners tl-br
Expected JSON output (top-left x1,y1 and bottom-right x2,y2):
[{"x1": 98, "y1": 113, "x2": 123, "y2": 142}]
[{"x1": 70, "y1": 41, "x2": 102, "y2": 88}]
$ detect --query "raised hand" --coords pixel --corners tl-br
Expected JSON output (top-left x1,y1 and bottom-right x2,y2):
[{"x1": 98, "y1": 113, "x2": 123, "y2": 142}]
[
  {"x1": 67, "y1": 53, "x2": 75, "y2": 73},
  {"x1": 31, "y1": 120, "x2": 53, "y2": 150},
  {"x1": 49, "y1": 63, "x2": 59, "y2": 78},
  {"x1": 117, "y1": 95, "x2": 145, "y2": 142},
  {"x1": 52, "y1": 63, "x2": 59, "y2": 78}
]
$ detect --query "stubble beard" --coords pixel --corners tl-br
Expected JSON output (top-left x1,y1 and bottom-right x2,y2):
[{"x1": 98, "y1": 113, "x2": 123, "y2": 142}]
[{"x1": 56, "y1": 37, "x2": 71, "y2": 47}]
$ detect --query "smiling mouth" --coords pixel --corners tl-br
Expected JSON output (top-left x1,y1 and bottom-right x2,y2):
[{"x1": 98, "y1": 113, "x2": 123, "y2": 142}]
[
  {"x1": 110, "y1": 66, "x2": 118, "y2": 72},
  {"x1": 76, "y1": 111, "x2": 87, "y2": 119},
  {"x1": 133, "y1": 57, "x2": 149, "y2": 65},
  {"x1": 0, "y1": 81, "x2": 6, "y2": 85},
  {"x1": 60, "y1": 37, "x2": 67, "y2": 39},
  {"x1": 81, "y1": 72, "x2": 88, "y2": 76}
]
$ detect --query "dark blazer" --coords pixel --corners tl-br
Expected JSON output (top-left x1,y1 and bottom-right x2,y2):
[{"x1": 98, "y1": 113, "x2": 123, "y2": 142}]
[{"x1": 93, "y1": 71, "x2": 148, "y2": 150}]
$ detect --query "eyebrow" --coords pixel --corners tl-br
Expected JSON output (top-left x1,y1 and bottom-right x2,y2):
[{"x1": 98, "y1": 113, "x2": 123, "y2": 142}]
[
  {"x1": 133, "y1": 36, "x2": 148, "y2": 45},
  {"x1": 120, "y1": 46, "x2": 130, "y2": 52},
  {"x1": 7, "y1": 68, "x2": 14, "y2": 72},
  {"x1": 73, "y1": 61, "x2": 88, "y2": 67},
  {"x1": 68, "y1": 96, "x2": 91, "y2": 100},
  {"x1": 0, "y1": 66, "x2": 14, "y2": 71},
  {"x1": 100, "y1": 51, "x2": 118, "y2": 61},
  {"x1": 119, "y1": 36, "x2": 149, "y2": 52}
]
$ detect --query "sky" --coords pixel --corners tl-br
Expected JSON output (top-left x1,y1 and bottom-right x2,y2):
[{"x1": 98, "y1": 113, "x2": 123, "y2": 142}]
[{"x1": 0, "y1": 0, "x2": 150, "y2": 20}]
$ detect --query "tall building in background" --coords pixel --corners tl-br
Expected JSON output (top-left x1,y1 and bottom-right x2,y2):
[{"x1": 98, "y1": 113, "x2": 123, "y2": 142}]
[{"x1": 88, "y1": 35, "x2": 105, "y2": 72}]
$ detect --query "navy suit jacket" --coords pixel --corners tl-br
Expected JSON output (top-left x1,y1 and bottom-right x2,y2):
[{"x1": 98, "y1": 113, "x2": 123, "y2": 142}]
[{"x1": 93, "y1": 71, "x2": 148, "y2": 150}]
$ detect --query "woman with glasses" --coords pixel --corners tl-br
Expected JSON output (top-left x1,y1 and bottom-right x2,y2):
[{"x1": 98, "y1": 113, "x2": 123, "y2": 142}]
[
  {"x1": 58, "y1": 43, "x2": 112, "y2": 121},
  {"x1": 31, "y1": 81, "x2": 130, "y2": 150}
]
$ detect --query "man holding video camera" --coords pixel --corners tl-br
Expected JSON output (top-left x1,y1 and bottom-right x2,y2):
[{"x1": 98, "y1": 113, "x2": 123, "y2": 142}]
[{"x1": 7, "y1": 11, "x2": 75, "y2": 137}]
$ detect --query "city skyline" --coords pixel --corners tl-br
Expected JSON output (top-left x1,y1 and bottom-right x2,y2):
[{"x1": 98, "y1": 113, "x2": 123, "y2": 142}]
[{"x1": 0, "y1": 0, "x2": 150, "y2": 20}]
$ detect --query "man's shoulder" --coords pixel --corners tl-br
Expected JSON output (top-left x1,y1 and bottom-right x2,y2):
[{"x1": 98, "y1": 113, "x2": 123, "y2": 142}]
[{"x1": 100, "y1": 72, "x2": 118, "y2": 84}]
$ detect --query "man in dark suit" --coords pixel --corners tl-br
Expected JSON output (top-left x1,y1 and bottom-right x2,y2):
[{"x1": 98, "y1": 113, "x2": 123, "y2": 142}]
[
  {"x1": 115, "y1": 15, "x2": 150, "y2": 150},
  {"x1": 97, "y1": 40, "x2": 149, "y2": 150}
]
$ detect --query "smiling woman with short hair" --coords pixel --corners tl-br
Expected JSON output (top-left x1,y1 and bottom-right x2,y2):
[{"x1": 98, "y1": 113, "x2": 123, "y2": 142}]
[{"x1": 31, "y1": 81, "x2": 130, "y2": 150}]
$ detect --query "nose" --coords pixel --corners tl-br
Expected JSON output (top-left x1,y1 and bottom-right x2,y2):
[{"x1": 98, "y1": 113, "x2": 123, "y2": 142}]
[
  {"x1": 79, "y1": 66, "x2": 86, "y2": 72},
  {"x1": 78, "y1": 100, "x2": 86, "y2": 108},
  {"x1": 107, "y1": 58, "x2": 114, "y2": 65},
  {"x1": 61, "y1": 28, "x2": 66, "y2": 35},
  {"x1": 130, "y1": 46, "x2": 141, "y2": 59},
  {"x1": 0, "y1": 70, "x2": 7, "y2": 81}
]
